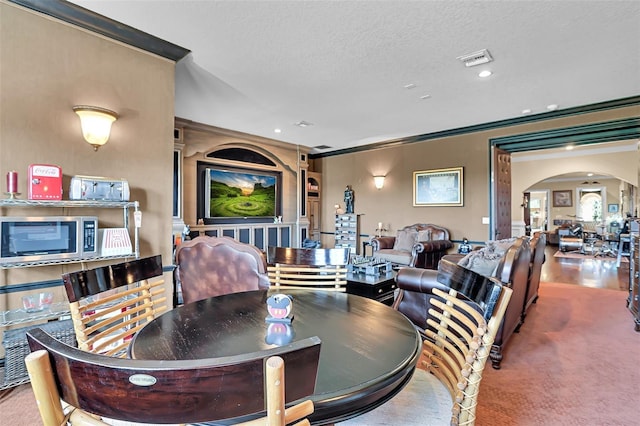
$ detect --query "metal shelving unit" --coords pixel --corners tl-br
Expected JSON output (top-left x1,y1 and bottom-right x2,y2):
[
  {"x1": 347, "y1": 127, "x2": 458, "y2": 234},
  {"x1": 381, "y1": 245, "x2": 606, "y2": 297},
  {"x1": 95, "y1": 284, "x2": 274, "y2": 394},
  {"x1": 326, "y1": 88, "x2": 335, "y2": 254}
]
[
  {"x1": 0, "y1": 199, "x2": 140, "y2": 265},
  {"x1": 0, "y1": 199, "x2": 140, "y2": 389}
]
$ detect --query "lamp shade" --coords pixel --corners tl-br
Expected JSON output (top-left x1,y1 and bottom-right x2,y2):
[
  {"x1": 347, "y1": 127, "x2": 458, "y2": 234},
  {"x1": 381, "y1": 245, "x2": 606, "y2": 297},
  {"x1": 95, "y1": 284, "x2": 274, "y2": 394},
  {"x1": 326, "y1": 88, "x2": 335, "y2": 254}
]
[
  {"x1": 373, "y1": 176, "x2": 385, "y2": 189},
  {"x1": 73, "y1": 105, "x2": 118, "y2": 150}
]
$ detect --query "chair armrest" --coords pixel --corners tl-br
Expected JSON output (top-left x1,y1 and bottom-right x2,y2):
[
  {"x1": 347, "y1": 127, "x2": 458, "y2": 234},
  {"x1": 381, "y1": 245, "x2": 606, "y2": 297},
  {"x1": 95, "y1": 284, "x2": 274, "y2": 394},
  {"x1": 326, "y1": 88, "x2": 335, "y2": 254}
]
[
  {"x1": 371, "y1": 236, "x2": 396, "y2": 251},
  {"x1": 396, "y1": 267, "x2": 441, "y2": 292},
  {"x1": 412, "y1": 240, "x2": 454, "y2": 255},
  {"x1": 441, "y1": 253, "x2": 465, "y2": 264}
]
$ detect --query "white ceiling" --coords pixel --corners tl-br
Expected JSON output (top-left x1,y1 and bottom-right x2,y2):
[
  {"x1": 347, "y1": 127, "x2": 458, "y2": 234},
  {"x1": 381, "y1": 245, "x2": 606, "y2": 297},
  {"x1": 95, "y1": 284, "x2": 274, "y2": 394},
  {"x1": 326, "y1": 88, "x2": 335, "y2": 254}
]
[{"x1": 69, "y1": 0, "x2": 640, "y2": 154}]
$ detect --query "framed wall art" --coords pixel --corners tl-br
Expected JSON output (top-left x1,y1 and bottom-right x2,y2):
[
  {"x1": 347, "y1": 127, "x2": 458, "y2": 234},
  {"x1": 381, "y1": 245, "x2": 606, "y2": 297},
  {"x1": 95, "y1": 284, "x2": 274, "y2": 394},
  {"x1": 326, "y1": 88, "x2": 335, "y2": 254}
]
[
  {"x1": 608, "y1": 203, "x2": 619, "y2": 213},
  {"x1": 552, "y1": 190, "x2": 573, "y2": 207},
  {"x1": 413, "y1": 167, "x2": 463, "y2": 207}
]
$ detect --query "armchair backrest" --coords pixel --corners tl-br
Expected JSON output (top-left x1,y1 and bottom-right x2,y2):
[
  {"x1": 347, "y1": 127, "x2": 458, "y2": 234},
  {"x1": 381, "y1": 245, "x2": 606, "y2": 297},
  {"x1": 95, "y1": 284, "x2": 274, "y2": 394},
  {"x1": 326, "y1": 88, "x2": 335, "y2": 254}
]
[
  {"x1": 400, "y1": 223, "x2": 450, "y2": 241},
  {"x1": 175, "y1": 236, "x2": 270, "y2": 304},
  {"x1": 26, "y1": 327, "x2": 321, "y2": 425}
]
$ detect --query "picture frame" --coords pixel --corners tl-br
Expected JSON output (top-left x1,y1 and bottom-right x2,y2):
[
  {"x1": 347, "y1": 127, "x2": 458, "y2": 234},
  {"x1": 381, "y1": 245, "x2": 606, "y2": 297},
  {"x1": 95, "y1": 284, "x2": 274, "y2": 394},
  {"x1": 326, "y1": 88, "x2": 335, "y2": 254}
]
[
  {"x1": 552, "y1": 190, "x2": 573, "y2": 207},
  {"x1": 413, "y1": 167, "x2": 463, "y2": 206},
  {"x1": 608, "y1": 203, "x2": 619, "y2": 213}
]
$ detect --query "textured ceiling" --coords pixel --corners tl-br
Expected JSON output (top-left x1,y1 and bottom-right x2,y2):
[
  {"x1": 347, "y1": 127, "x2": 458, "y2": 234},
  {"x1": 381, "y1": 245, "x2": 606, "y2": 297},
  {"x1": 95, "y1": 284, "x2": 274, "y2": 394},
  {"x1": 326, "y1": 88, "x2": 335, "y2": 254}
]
[{"x1": 69, "y1": 0, "x2": 640, "y2": 153}]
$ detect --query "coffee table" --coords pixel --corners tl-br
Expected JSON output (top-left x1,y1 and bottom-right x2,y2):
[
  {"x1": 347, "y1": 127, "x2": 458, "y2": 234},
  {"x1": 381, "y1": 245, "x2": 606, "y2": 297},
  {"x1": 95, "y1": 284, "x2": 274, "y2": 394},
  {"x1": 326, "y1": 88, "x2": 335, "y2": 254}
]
[{"x1": 346, "y1": 270, "x2": 397, "y2": 305}]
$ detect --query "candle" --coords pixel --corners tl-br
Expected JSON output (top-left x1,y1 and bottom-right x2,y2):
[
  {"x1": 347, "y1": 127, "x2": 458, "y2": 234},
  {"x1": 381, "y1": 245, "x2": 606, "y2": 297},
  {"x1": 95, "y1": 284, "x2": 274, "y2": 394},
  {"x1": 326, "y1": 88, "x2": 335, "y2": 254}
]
[
  {"x1": 378, "y1": 222, "x2": 383, "y2": 230},
  {"x1": 6, "y1": 171, "x2": 17, "y2": 193}
]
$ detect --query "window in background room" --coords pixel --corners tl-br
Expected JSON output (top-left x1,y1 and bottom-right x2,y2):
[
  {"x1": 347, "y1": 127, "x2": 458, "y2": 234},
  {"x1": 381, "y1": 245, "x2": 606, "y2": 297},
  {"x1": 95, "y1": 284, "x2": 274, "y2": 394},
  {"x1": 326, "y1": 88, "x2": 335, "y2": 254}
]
[{"x1": 579, "y1": 189, "x2": 604, "y2": 222}]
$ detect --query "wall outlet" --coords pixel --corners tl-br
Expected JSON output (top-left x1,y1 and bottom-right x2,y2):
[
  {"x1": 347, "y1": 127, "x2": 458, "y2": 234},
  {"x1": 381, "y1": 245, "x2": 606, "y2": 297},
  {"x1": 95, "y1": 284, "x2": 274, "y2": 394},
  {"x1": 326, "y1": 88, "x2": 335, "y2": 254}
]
[{"x1": 481, "y1": 217, "x2": 490, "y2": 225}]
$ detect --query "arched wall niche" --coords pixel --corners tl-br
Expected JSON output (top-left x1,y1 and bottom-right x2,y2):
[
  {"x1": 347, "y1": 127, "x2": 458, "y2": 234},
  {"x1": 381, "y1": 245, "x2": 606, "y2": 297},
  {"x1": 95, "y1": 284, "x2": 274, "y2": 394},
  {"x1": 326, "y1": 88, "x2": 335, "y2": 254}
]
[{"x1": 175, "y1": 118, "x2": 308, "y2": 229}]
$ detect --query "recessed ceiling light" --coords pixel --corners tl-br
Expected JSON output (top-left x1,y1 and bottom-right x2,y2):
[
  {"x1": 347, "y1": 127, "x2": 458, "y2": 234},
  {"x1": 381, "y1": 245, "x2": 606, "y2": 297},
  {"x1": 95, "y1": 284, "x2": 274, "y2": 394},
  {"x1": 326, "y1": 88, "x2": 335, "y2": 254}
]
[
  {"x1": 522, "y1": 109, "x2": 532, "y2": 114},
  {"x1": 420, "y1": 94, "x2": 431, "y2": 100},
  {"x1": 274, "y1": 128, "x2": 282, "y2": 133},
  {"x1": 403, "y1": 83, "x2": 416, "y2": 90},
  {"x1": 565, "y1": 144, "x2": 575, "y2": 151},
  {"x1": 547, "y1": 104, "x2": 559, "y2": 111},
  {"x1": 587, "y1": 173, "x2": 594, "y2": 177},
  {"x1": 478, "y1": 70, "x2": 492, "y2": 78}
]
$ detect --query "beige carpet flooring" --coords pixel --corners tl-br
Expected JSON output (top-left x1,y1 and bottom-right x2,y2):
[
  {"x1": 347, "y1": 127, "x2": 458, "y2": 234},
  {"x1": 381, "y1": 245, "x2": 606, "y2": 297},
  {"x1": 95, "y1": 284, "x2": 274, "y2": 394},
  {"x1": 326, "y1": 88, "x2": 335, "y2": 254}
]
[{"x1": 2, "y1": 282, "x2": 638, "y2": 426}]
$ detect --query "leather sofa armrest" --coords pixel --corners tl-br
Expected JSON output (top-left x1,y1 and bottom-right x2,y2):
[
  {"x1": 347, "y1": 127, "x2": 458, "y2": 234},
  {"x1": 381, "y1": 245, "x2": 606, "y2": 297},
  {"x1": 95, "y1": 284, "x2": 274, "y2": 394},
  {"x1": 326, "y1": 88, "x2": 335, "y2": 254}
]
[
  {"x1": 371, "y1": 236, "x2": 396, "y2": 251},
  {"x1": 395, "y1": 267, "x2": 449, "y2": 293},
  {"x1": 412, "y1": 240, "x2": 454, "y2": 255}
]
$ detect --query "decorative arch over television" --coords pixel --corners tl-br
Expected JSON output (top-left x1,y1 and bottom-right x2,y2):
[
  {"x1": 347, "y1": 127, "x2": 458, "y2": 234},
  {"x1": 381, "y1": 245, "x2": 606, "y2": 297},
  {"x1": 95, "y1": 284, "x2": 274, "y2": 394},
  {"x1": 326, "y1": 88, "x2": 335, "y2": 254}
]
[{"x1": 197, "y1": 161, "x2": 282, "y2": 224}]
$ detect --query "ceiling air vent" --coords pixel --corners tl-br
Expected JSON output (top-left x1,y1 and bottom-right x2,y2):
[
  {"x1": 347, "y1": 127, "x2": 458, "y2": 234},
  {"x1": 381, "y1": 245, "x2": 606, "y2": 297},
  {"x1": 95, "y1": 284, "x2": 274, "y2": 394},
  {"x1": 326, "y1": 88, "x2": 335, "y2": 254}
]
[
  {"x1": 294, "y1": 120, "x2": 314, "y2": 127},
  {"x1": 314, "y1": 145, "x2": 332, "y2": 150},
  {"x1": 457, "y1": 49, "x2": 493, "y2": 67}
]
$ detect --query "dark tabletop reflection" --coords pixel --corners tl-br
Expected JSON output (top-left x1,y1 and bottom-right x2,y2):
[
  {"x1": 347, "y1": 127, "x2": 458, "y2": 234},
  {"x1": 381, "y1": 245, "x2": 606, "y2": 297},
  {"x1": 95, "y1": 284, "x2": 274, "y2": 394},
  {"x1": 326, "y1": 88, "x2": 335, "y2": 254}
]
[{"x1": 131, "y1": 289, "x2": 419, "y2": 403}]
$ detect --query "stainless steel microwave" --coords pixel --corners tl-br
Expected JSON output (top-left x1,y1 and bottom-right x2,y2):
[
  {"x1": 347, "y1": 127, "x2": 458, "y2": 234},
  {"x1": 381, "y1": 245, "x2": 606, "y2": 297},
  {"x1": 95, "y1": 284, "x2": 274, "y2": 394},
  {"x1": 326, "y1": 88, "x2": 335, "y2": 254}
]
[{"x1": 0, "y1": 216, "x2": 98, "y2": 265}]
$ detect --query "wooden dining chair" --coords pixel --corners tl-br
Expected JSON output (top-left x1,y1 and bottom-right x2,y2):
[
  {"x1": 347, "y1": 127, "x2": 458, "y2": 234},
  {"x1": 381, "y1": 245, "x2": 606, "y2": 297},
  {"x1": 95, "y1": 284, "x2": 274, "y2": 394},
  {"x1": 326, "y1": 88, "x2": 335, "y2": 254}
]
[
  {"x1": 61, "y1": 255, "x2": 168, "y2": 357},
  {"x1": 25, "y1": 327, "x2": 322, "y2": 426},
  {"x1": 267, "y1": 247, "x2": 351, "y2": 291},
  {"x1": 339, "y1": 277, "x2": 512, "y2": 426},
  {"x1": 175, "y1": 236, "x2": 270, "y2": 304}
]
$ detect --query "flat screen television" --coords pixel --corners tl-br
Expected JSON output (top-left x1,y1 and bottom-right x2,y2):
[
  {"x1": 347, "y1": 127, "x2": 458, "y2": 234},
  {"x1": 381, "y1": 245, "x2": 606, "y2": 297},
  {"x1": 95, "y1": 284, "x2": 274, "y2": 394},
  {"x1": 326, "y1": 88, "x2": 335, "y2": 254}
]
[{"x1": 198, "y1": 163, "x2": 281, "y2": 224}]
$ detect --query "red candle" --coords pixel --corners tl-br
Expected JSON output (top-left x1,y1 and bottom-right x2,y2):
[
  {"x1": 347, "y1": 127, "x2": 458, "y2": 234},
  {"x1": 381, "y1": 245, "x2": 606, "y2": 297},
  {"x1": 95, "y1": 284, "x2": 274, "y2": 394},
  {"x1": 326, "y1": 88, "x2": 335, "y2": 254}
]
[{"x1": 6, "y1": 171, "x2": 17, "y2": 193}]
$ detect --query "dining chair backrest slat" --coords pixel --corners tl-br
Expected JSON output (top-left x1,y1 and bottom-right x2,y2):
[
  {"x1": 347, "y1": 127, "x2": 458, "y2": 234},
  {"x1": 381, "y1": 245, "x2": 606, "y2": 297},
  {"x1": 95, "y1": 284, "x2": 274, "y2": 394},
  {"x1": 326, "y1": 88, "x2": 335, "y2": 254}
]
[
  {"x1": 267, "y1": 247, "x2": 351, "y2": 291},
  {"x1": 62, "y1": 255, "x2": 167, "y2": 357}
]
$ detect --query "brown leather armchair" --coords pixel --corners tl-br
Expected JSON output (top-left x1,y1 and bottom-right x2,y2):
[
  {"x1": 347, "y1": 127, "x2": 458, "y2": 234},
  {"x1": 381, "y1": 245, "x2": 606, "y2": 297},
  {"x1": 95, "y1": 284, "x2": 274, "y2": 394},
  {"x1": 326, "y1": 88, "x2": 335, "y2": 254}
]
[
  {"x1": 370, "y1": 223, "x2": 453, "y2": 269},
  {"x1": 393, "y1": 237, "x2": 532, "y2": 369},
  {"x1": 175, "y1": 236, "x2": 270, "y2": 304}
]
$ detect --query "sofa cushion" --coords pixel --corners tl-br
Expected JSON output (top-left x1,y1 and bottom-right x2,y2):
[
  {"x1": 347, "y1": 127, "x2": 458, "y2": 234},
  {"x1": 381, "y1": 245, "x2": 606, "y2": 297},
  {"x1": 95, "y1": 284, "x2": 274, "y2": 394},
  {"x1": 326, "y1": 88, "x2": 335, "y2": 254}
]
[
  {"x1": 417, "y1": 229, "x2": 432, "y2": 242},
  {"x1": 375, "y1": 249, "x2": 413, "y2": 265},
  {"x1": 458, "y1": 250, "x2": 502, "y2": 276},
  {"x1": 458, "y1": 238, "x2": 516, "y2": 276},
  {"x1": 393, "y1": 229, "x2": 418, "y2": 252},
  {"x1": 485, "y1": 237, "x2": 517, "y2": 255}
]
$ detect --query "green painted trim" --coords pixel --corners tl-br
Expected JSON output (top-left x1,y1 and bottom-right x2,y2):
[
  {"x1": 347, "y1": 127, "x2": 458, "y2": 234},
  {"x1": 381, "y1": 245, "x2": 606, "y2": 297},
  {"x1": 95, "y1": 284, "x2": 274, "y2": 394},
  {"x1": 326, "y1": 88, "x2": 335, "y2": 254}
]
[
  {"x1": 491, "y1": 117, "x2": 640, "y2": 152},
  {"x1": 310, "y1": 96, "x2": 640, "y2": 159},
  {"x1": 7, "y1": 0, "x2": 190, "y2": 62}
]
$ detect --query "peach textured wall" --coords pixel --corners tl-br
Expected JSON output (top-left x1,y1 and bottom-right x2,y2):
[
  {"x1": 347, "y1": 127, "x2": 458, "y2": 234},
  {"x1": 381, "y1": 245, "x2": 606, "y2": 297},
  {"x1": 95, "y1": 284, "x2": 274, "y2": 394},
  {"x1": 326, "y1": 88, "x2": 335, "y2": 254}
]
[
  {"x1": 314, "y1": 105, "x2": 640, "y2": 249},
  {"x1": 0, "y1": 3, "x2": 176, "y2": 313}
]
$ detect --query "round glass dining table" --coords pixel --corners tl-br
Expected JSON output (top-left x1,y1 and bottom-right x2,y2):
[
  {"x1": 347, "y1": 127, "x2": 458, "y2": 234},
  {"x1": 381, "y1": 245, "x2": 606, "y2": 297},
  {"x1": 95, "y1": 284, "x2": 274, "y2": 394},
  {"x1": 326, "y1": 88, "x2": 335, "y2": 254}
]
[{"x1": 130, "y1": 289, "x2": 421, "y2": 425}]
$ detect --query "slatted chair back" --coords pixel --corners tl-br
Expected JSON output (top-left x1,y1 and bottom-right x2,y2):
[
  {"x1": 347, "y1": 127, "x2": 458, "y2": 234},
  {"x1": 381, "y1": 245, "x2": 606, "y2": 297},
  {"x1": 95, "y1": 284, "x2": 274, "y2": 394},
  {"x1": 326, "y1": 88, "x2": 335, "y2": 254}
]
[
  {"x1": 421, "y1": 279, "x2": 512, "y2": 426},
  {"x1": 25, "y1": 328, "x2": 321, "y2": 426},
  {"x1": 267, "y1": 247, "x2": 351, "y2": 291},
  {"x1": 61, "y1": 255, "x2": 167, "y2": 357}
]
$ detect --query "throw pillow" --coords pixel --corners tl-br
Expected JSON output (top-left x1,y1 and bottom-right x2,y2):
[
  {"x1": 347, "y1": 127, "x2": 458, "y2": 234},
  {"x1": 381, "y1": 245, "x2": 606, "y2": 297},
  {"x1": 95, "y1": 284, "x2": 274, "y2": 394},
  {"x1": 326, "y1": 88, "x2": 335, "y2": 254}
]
[
  {"x1": 393, "y1": 229, "x2": 418, "y2": 252},
  {"x1": 485, "y1": 237, "x2": 517, "y2": 256},
  {"x1": 458, "y1": 244, "x2": 507, "y2": 276},
  {"x1": 417, "y1": 229, "x2": 432, "y2": 242}
]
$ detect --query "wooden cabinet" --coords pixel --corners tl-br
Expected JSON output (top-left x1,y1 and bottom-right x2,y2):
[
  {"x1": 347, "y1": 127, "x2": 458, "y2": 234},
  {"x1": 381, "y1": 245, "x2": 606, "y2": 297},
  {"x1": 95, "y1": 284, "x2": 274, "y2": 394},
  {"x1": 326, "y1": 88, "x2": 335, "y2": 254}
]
[
  {"x1": 335, "y1": 213, "x2": 359, "y2": 254},
  {"x1": 629, "y1": 234, "x2": 640, "y2": 331}
]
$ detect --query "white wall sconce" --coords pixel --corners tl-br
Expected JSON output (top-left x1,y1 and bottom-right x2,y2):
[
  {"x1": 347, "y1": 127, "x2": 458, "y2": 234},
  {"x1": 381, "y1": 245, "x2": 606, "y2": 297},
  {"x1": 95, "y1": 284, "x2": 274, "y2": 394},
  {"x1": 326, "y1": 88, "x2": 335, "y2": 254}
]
[
  {"x1": 73, "y1": 105, "x2": 118, "y2": 151},
  {"x1": 373, "y1": 176, "x2": 385, "y2": 190}
]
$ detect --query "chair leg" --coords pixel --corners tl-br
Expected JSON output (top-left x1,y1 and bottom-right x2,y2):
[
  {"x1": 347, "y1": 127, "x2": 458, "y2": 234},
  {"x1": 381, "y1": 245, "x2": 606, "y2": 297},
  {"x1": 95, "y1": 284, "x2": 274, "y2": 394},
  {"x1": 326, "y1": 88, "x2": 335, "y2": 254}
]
[{"x1": 25, "y1": 350, "x2": 66, "y2": 426}]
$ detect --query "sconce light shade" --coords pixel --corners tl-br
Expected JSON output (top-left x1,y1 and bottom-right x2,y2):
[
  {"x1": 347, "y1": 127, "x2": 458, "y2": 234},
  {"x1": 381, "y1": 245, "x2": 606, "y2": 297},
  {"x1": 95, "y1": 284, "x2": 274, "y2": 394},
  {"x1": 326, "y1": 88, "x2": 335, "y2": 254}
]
[
  {"x1": 73, "y1": 105, "x2": 118, "y2": 151},
  {"x1": 373, "y1": 176, "x2": 385, "y2": 190}
]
